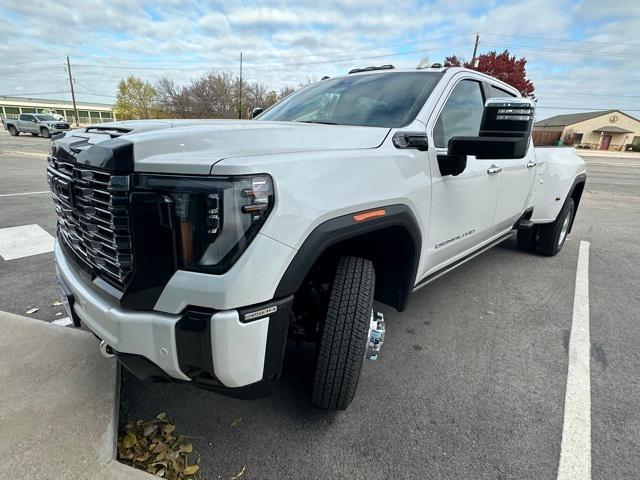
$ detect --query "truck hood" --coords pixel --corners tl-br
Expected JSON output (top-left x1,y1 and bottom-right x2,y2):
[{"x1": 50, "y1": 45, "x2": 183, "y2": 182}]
[{"x1": 127, "y1": 120, "x2": 390, "y2": 174}]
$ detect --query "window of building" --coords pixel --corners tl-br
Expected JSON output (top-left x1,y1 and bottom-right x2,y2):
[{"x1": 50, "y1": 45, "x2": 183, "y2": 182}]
[
  {"x1": 3, "y1": 107, "x2": 20, "y2": 119},
  {"x1": 20, "y1": 107, "x2": 36, "y2": 113},
  {"x1": 433, "y1": 80, "x2": 485, "y2": 148}
]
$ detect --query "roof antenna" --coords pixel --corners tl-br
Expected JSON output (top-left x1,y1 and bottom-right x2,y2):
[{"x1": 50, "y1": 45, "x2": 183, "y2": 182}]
[{"x1": 416, "y1": 57, "x2": 430, "y2": 69}]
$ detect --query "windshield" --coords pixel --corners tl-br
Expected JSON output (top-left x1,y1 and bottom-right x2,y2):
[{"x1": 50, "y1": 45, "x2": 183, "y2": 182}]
[
  {"x1": 258, "y1": 72, "x2": 442, "y2": 128},
  {"x1": 35, "y1": 114, "x2": 57, "y2": 121}
]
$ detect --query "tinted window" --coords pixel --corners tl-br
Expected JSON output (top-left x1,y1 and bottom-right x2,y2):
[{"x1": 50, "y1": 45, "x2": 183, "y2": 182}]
[
  {"x1": 258, "y1": 72, "x2": 442, "y2": 128},
  {"x1": 433, "y1": 80, "x2": 484, "y2": 148},
  {"x1": 35, "y1": 114, "x2": 57, "y2": 121},
  {"x1": 489, "y1": 85, "x2": 516, "y2": 98},
  {"x1": 19, "y1": 114, "x2": 33, "y2": 121}
]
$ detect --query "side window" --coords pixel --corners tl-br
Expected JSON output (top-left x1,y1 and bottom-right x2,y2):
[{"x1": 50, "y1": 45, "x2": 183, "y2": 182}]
[
  {"x1": 19, "y1": 114, "x2": 29, "y2": 121},
  {"x1": 489, "y1": 85, "x2": 517, "y2": 98},
  {"x1": 433, "y1": 80, "x2": 484, "y2": 148}
]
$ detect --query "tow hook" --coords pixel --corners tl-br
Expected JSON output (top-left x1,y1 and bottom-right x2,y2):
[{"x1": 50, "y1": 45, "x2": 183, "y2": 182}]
[
  {"x1": 99, "y1": 340, "x2": 115, "y2": 358},
  {"x1": 366, "y1": 311, "x2": 385, "y2": 361}
]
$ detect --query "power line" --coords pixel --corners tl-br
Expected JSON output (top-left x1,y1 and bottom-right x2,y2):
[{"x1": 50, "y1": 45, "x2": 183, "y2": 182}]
[
  {"x1": 482, "y1": 43, "x2": 640, "y2": 59},
  {"x1": 68, "y1": 34, "x2": 471, "y2": 64},
  {"x1": 479, "y1": 32, "x2": 640, "y2": 47}
]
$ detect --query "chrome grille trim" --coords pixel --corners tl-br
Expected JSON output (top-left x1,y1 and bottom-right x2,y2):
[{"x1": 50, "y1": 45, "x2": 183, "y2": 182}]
[{"x1": 48, "y1": 154, "x2": 133, "y2": 289}]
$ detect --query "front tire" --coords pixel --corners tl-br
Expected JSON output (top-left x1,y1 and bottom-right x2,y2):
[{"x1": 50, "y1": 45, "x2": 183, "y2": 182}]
[
  {"x1": 40, "y1": 127, "x2": 51, "y2": 138},
  {"x1": 537, "y1": 198, "x2": 575, "y2": 256},
  {"x1": 312, "y1": 256, "x2": 375, "y2": 410},
  {"x1": 8, "y1": 125, "x2": 18, "y2": 136}
]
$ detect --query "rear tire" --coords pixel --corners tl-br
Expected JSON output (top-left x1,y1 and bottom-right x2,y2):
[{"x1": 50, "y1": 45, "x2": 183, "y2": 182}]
[
  {"x1": 311, "y1": 256, "x2": 375, "y2": 410},
  {"x1": 537, "y1": 198, "x2": 575, "y2": 256},
  {"x1": 40, "y1": 127, "x2": 51, "y2": 138},
  {"x1": 8, "y1": 125, "x2": 18, "y2": 136}
]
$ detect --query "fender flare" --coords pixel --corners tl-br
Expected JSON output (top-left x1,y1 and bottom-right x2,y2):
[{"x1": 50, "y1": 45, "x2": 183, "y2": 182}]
[{"x1": 274, "y1": 204, "x2": 422, "y2": 311}]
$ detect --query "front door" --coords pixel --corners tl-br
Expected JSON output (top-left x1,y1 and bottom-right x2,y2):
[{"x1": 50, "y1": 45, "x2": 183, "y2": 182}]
[
  {"x1": 600, "y1": 134, "x2": 612, "y2": 150},
  {"x1": 422, "y1": 78, "x2": 503, "y2": 278}
]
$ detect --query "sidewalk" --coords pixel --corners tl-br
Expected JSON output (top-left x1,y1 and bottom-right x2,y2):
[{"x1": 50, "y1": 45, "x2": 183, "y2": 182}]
[
  {"x1": 577, "y1": 149, "x2": 640, "y2": 159},
  {"x1": 0, "y1": 311, "x2": 152, "y2": 480}
]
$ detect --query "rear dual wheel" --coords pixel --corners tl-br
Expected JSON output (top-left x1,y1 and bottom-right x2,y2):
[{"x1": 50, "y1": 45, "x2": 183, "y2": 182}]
[{"x1": 517, "y1": 197, "x2": 575, "y2": 256}]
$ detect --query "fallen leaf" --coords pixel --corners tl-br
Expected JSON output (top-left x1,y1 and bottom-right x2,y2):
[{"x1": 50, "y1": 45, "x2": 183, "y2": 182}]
[
  {"x1": 52, "y1": 301, "x2": 62, "y2": 306},
  {"x1": 163, "y1": 424, "x2": 176, "y2": 434},
  {"x1": 25, "y1": 307, "x2": 39, "y2": 314},
  {"x1": 156, "y1": 412, "x2": 167, "y2": 420},
  {"x1": 184, "y1": 465, "x2": 199, "y2": 475},
  {"x1": 55, "y1": 312, "x2": 62, "y2": 316},
  {"x1": 230, "y1": 418, "x2": 242, "y2": 427},
  {"x1": 179, "y1": 443, "x2": 193, "y2": 454},
  {"x1": 230, "y1": 465, "x2": 246, "y2": 480},
  {"x1": 122, "y1": 432, "x2": 137, "y2": 449},
  {"x1": 152, "y1": 442, "x2": 168, "y2": 454},
  {"x1": 144, "y1": 424, "x2": 158, "y2": 437}
]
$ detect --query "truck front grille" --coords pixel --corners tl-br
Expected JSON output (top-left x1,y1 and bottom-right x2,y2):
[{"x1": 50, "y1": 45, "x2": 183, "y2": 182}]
[{"x1": 47, "y1": 155, "x2": 133, "y2": 289}]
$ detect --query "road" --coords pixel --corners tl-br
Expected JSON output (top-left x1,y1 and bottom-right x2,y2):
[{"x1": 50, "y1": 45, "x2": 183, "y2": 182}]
[{"x1": 0, "y1": 130, "x2": 638, "y2": 479}]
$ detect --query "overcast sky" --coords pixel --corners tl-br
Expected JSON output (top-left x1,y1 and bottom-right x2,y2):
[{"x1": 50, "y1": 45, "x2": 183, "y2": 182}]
[{"x1": 1, "y1": 0, "x2": 639, "y2": 120}]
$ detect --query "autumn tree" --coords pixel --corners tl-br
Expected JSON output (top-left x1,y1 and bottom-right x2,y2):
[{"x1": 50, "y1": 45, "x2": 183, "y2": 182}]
[
  {"x1": 444, "y1": 50, "x2": 535, "y2": 97},
  {"x1": 114, "y1": 76, "x2": 158, "y2": 119}
]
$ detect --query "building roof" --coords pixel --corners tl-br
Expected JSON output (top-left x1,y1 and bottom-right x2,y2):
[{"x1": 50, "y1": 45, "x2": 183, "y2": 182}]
[
  {"x1": 0, "y1": 95, "x2": 113, "y2": 111},
  {"x1": 535, "y1": 109, "x2": 640, "y2": 127},
  {"x1": 592, "y1": 125, "x2": 634, "y2": 133},
  {"x1": 534, "y1": 110, "x2": 615, "y2": 127}
]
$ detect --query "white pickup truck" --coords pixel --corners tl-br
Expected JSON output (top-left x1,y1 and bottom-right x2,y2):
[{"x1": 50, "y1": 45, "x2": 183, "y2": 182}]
[{"x1": 50, "y1": 66, "x2": 586, "y2": 410}]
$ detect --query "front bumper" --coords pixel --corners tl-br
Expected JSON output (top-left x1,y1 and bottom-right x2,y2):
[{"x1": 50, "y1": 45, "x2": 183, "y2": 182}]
[{"x1": 55, "y1": 240, "x2": 293, "y2": 392}]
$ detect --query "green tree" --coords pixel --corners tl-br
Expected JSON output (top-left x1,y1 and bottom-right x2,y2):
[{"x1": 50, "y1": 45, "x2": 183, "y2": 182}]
[{"x1": 114, "y1": 76, "x2": 157, "y2": 119}]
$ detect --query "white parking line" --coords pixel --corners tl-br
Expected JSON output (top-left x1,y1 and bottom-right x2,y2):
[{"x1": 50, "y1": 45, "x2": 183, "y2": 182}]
[
  {"x1": 52, "y1": 317, "x2": 73, "y2": 327},
  {"x1": 0, "y1": 190, "x2": 50, "y2": 198},
  {"x1": 0, "y1": 224, "x2": 54, "y2": 260},
  {"x1": 557, "y1": 240, "x2": 591, "y2": 480}
]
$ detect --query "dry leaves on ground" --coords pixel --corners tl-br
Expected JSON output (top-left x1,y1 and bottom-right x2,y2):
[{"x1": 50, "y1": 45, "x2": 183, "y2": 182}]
[{"x1": 118, "y1": 412, "x2": 200, "y2": 479}]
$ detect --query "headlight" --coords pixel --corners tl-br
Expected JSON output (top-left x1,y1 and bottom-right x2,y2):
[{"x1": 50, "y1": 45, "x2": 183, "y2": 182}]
[{"x1": 137, "y1": 174, "x2": 274, "y2": 273}]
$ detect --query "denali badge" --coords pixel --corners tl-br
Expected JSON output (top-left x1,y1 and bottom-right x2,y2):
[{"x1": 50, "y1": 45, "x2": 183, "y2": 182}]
[{"x1": 244, "y1": 305, "x2": 277, "y2": 321}]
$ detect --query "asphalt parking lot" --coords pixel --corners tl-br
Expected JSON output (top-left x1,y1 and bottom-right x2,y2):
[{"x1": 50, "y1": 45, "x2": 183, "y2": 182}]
[{"x1": 0, "y1": 129, "x2": 638, "y2": 479}]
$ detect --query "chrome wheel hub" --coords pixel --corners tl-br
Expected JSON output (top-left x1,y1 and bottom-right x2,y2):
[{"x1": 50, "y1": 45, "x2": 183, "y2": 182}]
[
  {"x1": 366, "y1": 311, "x2": 385, "y2": 361},
  {"x1": 558, "y1": 211, "x2": 571, "y2": 246}
]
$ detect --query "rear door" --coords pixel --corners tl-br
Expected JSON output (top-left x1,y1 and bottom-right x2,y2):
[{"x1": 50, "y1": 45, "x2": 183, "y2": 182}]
[
  {"x1": 19, "y1": 114, "x2": 36, "y2": 133},
  {"x1": 422, "y1": 77, "x2": 503, "y2": 276},
  {"x1": 486, "y1": 84, "x2": 537, "y2": 229}
]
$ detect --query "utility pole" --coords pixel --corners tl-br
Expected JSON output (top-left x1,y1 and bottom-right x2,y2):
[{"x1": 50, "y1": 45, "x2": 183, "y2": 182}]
[
  {"x1": 66, "y1": 56, "x2": 79, "y2": 126},
  {"x1": 471, "y1": 33, "x2": 480, "y2": 68},
  {"x1": 238, "y1": 51, "x2": 243, "y2": 119}
]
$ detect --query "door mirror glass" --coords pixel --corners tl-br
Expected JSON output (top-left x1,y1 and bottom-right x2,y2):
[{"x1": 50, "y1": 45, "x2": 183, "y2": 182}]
[{"x1": 251, "y1": 107, "x2": 264, "y2": 118}]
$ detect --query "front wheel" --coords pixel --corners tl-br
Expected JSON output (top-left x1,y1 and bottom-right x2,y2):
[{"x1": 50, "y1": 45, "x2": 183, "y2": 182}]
[
  {"x1": 312, "y1": 256, "x2": 375, "y2": 410},
  {"x1": 8, "y1": 125, "x2": 19, "y2": 136},
  {"x1": 537, "y1": 198, "x2": 575, "y2": 256},
  {"x1": 40, "y1": 127, "x2": 51, "y2": 138}
]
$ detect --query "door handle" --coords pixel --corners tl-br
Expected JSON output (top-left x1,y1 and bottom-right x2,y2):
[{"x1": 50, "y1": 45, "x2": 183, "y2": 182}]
[
  {"x1": 487, "y1": 165, "x2": 502, "y2": 175},
  {"x1": 526, "y1": 161, "x2": 537, "y2": 168}
]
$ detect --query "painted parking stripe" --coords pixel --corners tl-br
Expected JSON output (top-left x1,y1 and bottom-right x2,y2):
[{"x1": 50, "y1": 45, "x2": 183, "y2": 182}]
[
  {"x1": 557, "y1": 240, "x2": 591, "y2": 480},
  {"x1": 52, "y1": 317, "x2": 73, "y2": 327},
  {"x1": 0, "y1": 224, "x2": 54, "y2": 260},
  {"x1": 0, "y1": 190, "x2": 50, "y2": 198}
]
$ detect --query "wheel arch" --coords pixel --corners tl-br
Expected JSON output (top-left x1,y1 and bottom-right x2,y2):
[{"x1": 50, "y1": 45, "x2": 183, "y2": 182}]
[
  {"x1": 567, "y1": 173, "x2": 586, "y2": 233},
  {"x1": 274, "y1": 204, "x2": 421, "y2": 312}
]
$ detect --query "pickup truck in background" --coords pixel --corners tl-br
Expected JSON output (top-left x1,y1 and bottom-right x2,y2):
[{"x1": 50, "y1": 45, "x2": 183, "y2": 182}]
[
  {"x1": 49, "y1": 66, "x2": 586, "y2": 410},
  {"x1": 3, "y1": 113, "x2": 70, "y2": 138}
]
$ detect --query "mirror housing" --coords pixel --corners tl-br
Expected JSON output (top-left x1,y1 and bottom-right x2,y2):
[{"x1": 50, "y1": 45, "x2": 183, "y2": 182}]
[
  {"x1": 447, "y1": 97, "x2": 535, "y2": 160},
  {"x1": 251, "y1": 107, "x2": 264, "y2": 118}
]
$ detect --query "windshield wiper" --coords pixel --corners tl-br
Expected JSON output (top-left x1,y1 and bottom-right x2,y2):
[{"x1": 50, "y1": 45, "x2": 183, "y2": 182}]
[{"x1": 297, "y1": 120, "x2": 339, "y2": 125}]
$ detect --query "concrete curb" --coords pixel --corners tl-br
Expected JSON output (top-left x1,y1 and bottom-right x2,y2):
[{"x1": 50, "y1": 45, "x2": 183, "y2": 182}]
[{"x1": 0, "y1": 311, "x2": 154, "y2": 480}]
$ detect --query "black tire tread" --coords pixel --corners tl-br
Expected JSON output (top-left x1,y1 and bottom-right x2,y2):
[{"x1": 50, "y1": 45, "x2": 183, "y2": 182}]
[
  {"x1": 311, "y1": 256, "x2": 374, "y2": 410},
  {"x1": 537, "y1": 198, "x2": 575, "y2": 256}
]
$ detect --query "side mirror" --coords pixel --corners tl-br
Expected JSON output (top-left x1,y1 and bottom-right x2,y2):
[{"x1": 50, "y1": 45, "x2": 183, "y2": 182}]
[
  {"x1": 447, "y1": 97, "x2": 535, "y2": 160},
  {"x1": 251, "y1": 107, "x2": 264, "y2": 119}
]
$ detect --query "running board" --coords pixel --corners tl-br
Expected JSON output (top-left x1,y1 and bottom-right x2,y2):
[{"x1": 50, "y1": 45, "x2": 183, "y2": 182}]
[{"x1": 413, "y1": 231, "x2": 515, "y2": 291}]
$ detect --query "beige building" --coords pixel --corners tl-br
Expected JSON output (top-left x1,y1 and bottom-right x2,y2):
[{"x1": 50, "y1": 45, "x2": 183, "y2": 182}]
[
  {"x1": 533, "y1": 109, "x2": 640, "y2": 151},
  {"x1": 0, "y1": 96, "x2": 115, "y2": 125}
]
